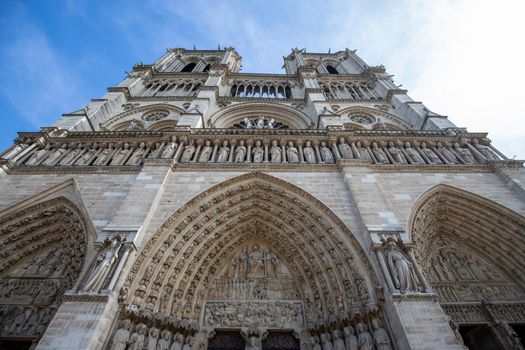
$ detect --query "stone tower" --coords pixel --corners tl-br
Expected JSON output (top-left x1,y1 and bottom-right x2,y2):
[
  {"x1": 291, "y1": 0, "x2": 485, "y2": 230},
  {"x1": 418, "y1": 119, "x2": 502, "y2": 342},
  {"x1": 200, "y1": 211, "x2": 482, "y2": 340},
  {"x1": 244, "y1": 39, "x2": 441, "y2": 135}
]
[{"x1": 0, "y1": 48, "x2": 524, "y2": 350}]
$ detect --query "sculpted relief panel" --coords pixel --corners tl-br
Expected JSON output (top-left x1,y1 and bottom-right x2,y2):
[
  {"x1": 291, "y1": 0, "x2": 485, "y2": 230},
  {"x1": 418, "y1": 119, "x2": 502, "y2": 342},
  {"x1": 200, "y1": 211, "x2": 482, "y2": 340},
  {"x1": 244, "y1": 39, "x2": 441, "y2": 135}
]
[
  {"x1": 203, "y1": 243, "x2": 304, "y2": 330},
  {"x1": 426, "y1": 243, "x2": 524, "y2": 303},
  {"x1": 0, "y1": 198, "x2": 88, "y2": 341}
]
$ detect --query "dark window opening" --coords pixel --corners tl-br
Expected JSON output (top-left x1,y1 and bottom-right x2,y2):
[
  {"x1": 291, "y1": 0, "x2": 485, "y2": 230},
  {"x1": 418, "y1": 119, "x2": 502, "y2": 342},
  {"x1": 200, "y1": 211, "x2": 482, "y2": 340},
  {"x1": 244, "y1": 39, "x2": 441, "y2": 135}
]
[
  {"x1": 0, "y1": 339, "x2": 34, "y2": 350},
  {"x1": 180, "y1": 62, "x2": 196, "y2": 72},
  {"x1": 262, "y1": 331, "x2": 300, "y2": 350},
  {"x1": 326, "y1": 65, "x2": 339, "y2": 74},
  {"x1": 203, "y1": 64, "x2": 211, "y2": 72},
  {"x1": 459, "y1": 325, "x2": 504, "y2": 350},
  {"x1": 208, "y1": 330, "x2": 245, "y2": 350}
]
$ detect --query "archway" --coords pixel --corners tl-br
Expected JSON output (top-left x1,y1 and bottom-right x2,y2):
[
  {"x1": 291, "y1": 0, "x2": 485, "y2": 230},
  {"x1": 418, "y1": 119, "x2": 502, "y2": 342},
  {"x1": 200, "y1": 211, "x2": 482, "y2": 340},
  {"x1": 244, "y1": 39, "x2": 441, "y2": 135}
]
[
  {"x1": 409, "y1": 185, "x2": 525, "y2": 348},
  {"x1": 117, "y1": 173, "x2": 382, "y2": 347},
  {"x1": 0, "y1": 196, "x2": 91, "y2": 348}
]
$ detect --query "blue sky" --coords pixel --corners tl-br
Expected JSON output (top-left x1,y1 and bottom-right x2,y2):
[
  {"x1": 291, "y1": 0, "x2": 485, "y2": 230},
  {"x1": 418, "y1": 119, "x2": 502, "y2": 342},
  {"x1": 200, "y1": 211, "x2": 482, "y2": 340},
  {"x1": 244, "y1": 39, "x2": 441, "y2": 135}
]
[{"x1": 1, "y1": 0, "x2": 524, "y2": 158}]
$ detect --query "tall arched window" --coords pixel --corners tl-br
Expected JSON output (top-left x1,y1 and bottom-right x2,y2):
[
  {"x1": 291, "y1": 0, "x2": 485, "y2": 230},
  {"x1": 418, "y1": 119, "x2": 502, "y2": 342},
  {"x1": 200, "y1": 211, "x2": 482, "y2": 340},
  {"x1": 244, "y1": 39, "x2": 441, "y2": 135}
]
[
  {"x1": 180, "y1": 62, "x2": 196, "y2": 72},
  {"x1": 326, "y1": 65, "x2": 339, "y2": 74}
]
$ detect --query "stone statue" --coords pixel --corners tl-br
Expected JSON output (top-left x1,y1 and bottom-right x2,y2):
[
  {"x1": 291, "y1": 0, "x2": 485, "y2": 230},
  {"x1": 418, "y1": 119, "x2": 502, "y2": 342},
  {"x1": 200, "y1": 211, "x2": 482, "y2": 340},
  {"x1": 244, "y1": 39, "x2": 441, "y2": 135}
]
[
  {"x1": 243, "y1": 117, "x2": 253, "y2": 129},
  {"x1": 472, "y1": 138, "x2": 498, "y2": 161},
  {"x1": 371, "y1": 318, "x2": 392, "y2": 350},
  {"x1": 245, "y1": 333, "x2": 261, "y2": 350},
  {"x1": 343, "y1": 326, "x2": 358, "y2": 350},
  {"x1": 286, "y1": 141, "x2": 299, "y2": 163},
  {"x1": 311, "y1": 335, "x2": 322, "y2": 350},
  {"x1": 385, "y1": 239, "x2": 419, "y2": 293},
  {"x1": 129, "y1": 323, "x2": 147, "y2": 350},
  {"x1": 148, "y1": 142, "x2": 163, "y2": 159},
  {"x1": 320, "y1": 141, "x2": 334, "y2": 162},
  {"x1": 94, "y1": 143, "x2": 115, "y2": 165},
  {"x1": 267, "y1": 118, "x2": 275, "y2": 129},
  {"x1": 404, "y1": 142, "x2": 425, "y2": 164},
  {"x1": 495, "y1": 320, "x2": 523, "y2": 350},
  {"x1": 355, "y1": 142, "x2": 370, "y2": 160},
  {"x1": 25, "y1": 144, "x2": 52, "y2": 165},
  {"x1": 255, "y1": 117, "x2": 265, "y2": 129},
  {"x1": 303, "y1": 141, "x2": 316, "y2": 163},
  {"x1": 420, "y1": 143, "x2": 443, "y2": 164},
  {"x1": 170, "y1": 333, "x2": 185, "y2": 350},
  {"x1": 321, "y1": 332, "x2": 334, "y2": 350},
  {"x1": 180, "y1": 142, "x2": 196, "y2": 162},
  {"x1": 43, "y1": 144, "x2": 68, "y2": 165},
  {"x1": 75, "y1": 143, "x2": 99, "y2": 165},
  {"x1": 371, "y1": 142, "x2": 389, "y2": 164},
  {"x1": 82, "y1": 236, "x2": 122, "y2": 292},
  {"x1": 338, "y1": 138, "x2": 353, "y2": 159},
  {"x1": 110, "y1": 143, "x2": 131, "y2": 165},
  {"x1": 270, "y1": 140, "x2": 282, "y2": 163},
  {"x1": 127, "y1": 143, "x2": 147, "y2": 165},
  {"x1": 157, "y1": 329, "x2": 172, "y2": 350},
  {"x1": 147, "y1": 327, "x2": 160, "y2": 350},
  {"x1": 216, "y1": 141, "x2": 230, "y2": 162},
  {"x1": 110, "y1": 319, "x2": 131, "y2": 350},
  {"x1": 252, "y1": 141, "x2": 264, "y2": 163},
  {"x1": 161, "y1": 138, "x2": 178, "y2": 158},
  {"x1": 182, "y1": 335, "x2": 193, "y2": 350},
  {"x1": 235, "y1": 140, "x2": 247, "y2": 162},
  {"x1": 198, "y1": 140, "x2": 213, "y2": 162},
  {"x1": 387, "y1": 142, "x2": 407, "y2": 164},
  {"x1": 59, "y1": 144, "x2": 83, "y2": 165},
  {"x1": 453, "y1": 143, "x2": 475, "y2": 164},
  {"x1": 356, "y1": 322, "x2": 373, "y2": 350},
  {"x1": 437, "y1": 142, "x2": 460, "y2": 164},
  {"x1": 333, "y1": 330, "x2": 346, "y2": 350}
]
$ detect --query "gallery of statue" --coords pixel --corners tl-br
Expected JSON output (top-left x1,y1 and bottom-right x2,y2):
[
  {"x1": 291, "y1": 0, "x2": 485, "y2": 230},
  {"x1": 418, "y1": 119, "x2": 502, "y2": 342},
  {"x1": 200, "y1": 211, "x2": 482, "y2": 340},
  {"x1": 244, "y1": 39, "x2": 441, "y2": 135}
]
[{"x1": 0, "y1": 47, "x2": 524, "y2": 350}]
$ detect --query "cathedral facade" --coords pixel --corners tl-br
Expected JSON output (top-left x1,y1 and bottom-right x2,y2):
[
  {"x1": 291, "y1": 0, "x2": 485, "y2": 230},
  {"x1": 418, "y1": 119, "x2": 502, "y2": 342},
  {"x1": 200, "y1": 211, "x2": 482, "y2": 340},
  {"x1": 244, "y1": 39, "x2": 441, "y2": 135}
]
[{"x1": 0, "y1": 48, "x2": 524, "y2": 350}]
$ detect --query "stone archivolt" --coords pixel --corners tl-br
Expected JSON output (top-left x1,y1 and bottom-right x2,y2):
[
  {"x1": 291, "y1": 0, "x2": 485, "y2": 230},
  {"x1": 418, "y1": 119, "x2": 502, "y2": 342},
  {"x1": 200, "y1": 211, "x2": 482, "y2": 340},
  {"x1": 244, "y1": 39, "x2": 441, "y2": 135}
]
[
  {"x1": 120, "y1": 173, "x2": 378, "y2": 332},
  {"x1": 409, "y1": 185, "x2": 525, "y2": 324},
  {"x1": 0, "y1": 197, "x2": 89, "y2": 340}
]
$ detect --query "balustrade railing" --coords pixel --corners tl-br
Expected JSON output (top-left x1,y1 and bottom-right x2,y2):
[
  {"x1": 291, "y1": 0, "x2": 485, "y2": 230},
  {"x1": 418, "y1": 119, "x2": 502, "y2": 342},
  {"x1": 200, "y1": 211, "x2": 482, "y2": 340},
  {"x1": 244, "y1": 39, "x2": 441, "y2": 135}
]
[{"x1": 1, "y1": 130, "x2": 509, "y2": 170}]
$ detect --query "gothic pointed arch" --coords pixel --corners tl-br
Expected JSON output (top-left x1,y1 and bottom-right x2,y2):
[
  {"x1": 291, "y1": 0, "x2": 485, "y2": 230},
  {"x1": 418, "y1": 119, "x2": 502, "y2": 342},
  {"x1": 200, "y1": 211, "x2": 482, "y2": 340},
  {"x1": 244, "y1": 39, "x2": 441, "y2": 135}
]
[
  {"x1": 120, "y1": 172, "x2": 378, "y2": 332},
  {"x1": 336, "y1": 106, "x2": 411, "y2": 130},
  {"x1": 100, "y1": 103, "x2": 185, "y2": 131},
  {"x1": 0, "y1": 179, "x2": 95, "y2": 343},
  {"x1": 208, "y1": 103, "x2": 312, "y2": 129},
  {"x1": 408, "y1": 184, "x2": 525, "y2": 324}
]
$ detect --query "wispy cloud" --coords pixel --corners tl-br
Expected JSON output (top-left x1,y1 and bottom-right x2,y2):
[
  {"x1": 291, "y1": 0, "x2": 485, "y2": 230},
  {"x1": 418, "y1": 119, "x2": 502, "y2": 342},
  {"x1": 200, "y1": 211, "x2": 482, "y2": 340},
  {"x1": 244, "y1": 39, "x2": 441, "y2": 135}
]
[{"x1": 0, "y1": 11, "x2": 81, "y2": 126}]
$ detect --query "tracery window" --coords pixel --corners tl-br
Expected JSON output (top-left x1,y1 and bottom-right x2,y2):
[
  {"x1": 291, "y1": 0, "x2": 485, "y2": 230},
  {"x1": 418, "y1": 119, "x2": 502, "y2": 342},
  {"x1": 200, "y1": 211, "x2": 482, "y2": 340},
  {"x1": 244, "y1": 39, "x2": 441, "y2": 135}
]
[
  {"x1": 230, "y1": 82, "x2": 291, "y2": 99},
  {"x1": 233, "y1": 116, "x2": 288, "y2": 129},
  {"x1": 326, "y1": 65, "x2": 339, "y2": 74},
  {"x1": 180, "y1": 62, "x2": 196, "y2": 72}
]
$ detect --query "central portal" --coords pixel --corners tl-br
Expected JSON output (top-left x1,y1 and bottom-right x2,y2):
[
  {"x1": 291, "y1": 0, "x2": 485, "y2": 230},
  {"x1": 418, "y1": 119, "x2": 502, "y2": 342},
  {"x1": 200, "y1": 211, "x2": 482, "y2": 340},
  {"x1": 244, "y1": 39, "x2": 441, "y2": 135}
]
[{"x1": 203, "y1": 242, "x2": 303, "y2": 348}]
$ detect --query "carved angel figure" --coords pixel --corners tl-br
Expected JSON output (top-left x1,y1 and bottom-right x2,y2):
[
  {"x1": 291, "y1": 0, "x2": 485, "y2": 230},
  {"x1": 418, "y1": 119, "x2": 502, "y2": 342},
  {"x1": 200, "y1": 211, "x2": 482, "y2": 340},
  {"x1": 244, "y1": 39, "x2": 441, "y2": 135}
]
[{"x1": 82, "y1": 236, "x2": 122, "y2": 292}]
